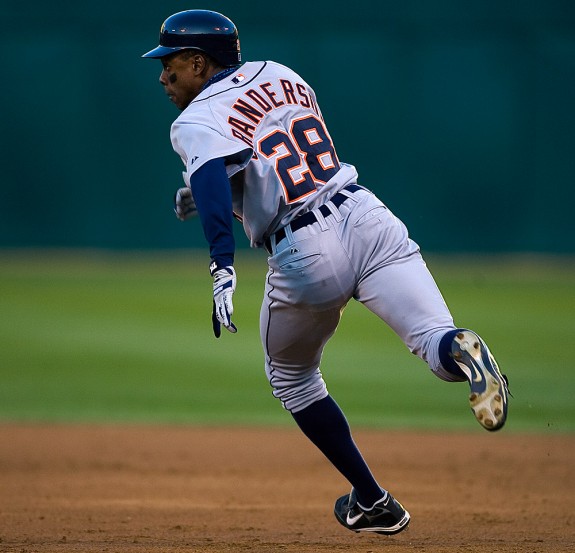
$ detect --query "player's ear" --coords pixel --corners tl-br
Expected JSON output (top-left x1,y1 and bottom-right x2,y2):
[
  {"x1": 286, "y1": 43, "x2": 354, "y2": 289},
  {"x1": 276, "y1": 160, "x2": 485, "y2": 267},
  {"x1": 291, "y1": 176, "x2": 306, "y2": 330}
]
[{"x1": 189, "y1": 52, "x2": 210, "y2": 76}]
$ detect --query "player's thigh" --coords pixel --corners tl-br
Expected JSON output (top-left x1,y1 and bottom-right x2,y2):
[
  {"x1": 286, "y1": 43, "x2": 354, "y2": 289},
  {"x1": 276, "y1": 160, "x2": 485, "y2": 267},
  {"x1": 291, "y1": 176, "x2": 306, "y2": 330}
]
[
  {"x1": 260, "y1": 281, "x2": 343, "y2": 372},
  {"x1": 355, "y1": 250, "x2": 454, "y2": 355}
]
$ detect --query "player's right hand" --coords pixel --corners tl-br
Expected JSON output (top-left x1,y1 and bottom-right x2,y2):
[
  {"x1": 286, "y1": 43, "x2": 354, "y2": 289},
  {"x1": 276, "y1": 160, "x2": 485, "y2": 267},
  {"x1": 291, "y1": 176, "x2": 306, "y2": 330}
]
[
  {"x1": 174, "y1": 187, "x2": 198, "y2": 221},
  {"x1": 211, "y1": 264, "x2": 238, "y2": 338}
]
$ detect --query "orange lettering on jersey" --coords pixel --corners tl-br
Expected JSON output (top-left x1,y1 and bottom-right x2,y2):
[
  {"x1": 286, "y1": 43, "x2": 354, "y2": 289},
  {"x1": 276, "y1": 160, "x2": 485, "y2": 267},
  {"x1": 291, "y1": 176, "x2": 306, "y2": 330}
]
[
  {"x1": 296, "y1": 83, "x2": 310, "y2": 108},
  {"x1": 232, "y1": 98, "x2": 264, "y2": 125},
  {"x1": 231, "y1": 128, "x2": 254, "y2": 148},
  {"x1": 245, "y1": 89, "x2": 273, "y2": 112},
  {"x1": 280, "y1": 79, "x2": 297, "y2": 104},
  {"x1": 227, "y1": 78, "x2": 320, "y2": 143},
  {"x1": 260, "y1": 82, "x2": 285, "y2": 108},
  {"x1": 228, "y1": 116, "x2": 256, "y2": 138}
]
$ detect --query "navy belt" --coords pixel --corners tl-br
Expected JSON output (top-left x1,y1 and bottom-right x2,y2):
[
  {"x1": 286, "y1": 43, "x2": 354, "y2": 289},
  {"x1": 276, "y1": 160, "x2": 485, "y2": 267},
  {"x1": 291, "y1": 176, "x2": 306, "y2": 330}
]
[{"x1": 264, "y1": 184, "x2": 362, "y2": 254}]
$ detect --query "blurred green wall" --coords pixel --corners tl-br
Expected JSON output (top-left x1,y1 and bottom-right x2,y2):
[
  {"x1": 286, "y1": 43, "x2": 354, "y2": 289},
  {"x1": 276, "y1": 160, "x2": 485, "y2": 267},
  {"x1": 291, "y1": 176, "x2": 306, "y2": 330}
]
[{"x1": 1, "y1": 1, "x2": 574, "y2": 252}]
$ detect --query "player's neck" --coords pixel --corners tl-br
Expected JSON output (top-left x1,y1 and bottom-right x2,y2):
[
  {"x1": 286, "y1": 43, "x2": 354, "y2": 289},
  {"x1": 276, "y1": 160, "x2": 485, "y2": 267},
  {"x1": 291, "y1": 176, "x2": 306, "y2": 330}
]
[{"x1": 201, "y1": 66, "x2": 240, "y2": 91}]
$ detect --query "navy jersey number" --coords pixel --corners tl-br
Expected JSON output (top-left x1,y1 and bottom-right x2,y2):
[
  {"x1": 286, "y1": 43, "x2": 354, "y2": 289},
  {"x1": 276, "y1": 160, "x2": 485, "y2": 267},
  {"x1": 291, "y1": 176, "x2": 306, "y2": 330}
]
[{"x1": 258, "y1": 115, "x2": 340, "y2": 204}]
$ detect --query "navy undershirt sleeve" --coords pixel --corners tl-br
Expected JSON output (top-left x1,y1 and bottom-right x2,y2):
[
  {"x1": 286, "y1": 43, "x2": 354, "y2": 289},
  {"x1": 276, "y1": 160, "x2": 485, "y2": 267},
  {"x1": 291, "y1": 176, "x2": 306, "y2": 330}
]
[{"x1": 189, "y1": 157, "x2": 235, "y2": 268}]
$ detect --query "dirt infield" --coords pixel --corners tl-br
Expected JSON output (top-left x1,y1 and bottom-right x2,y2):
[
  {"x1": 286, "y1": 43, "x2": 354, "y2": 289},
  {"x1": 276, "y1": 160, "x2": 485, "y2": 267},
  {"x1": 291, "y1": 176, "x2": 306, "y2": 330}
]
[{"x1": 0, "y1": 425, "x2": 573, "y2": 552}]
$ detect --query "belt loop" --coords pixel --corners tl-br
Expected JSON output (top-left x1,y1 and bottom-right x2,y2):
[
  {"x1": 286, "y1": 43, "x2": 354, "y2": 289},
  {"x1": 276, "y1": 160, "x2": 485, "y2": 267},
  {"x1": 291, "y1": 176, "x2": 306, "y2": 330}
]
[
  {"x1": 284, "y1": 224, "x2": 296, "y2": 244},
  {"x1": 313, "y1": 207, "x2": 330, "y2": 230},
  {"x1": 325, "y1": 201, "x2": 344, "y2": 223},
  {"x1": 339, "y1": 185, "x2": 361, "y2": 203}
]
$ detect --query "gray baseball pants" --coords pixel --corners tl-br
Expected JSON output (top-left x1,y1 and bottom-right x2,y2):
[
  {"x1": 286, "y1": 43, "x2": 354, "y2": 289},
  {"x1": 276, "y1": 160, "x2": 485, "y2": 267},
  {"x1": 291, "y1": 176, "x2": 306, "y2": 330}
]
[{"x1": 260, "y1": 187, "x2": 457, "y2": 413}]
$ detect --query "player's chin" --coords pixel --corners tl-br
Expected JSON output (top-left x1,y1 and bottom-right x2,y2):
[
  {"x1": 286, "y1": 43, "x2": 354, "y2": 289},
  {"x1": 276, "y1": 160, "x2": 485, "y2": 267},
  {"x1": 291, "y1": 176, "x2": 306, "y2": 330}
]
[
  {"x1": 166, "y1": 93, "x2": 180, "y2": 107},
  {"x1": 169, "y1": 96, "x2": 188, "y2": 111}
]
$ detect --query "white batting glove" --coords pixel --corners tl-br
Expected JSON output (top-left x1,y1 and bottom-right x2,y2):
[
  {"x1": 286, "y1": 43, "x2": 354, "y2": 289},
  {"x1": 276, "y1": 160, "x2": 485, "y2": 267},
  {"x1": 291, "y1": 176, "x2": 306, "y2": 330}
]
[
  {"x1": 174, "y1": 187, "x2": 198, "y2": 221},
  {"x1": 210, "y1": 264, "x2": 237, "y2": 338}
]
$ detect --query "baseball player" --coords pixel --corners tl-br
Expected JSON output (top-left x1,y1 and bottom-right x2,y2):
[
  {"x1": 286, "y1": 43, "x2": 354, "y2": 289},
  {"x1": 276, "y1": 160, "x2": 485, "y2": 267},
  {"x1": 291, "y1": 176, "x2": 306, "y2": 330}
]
[{"x1": 143, "y1": 9, "x2": 510, "y2": 535}]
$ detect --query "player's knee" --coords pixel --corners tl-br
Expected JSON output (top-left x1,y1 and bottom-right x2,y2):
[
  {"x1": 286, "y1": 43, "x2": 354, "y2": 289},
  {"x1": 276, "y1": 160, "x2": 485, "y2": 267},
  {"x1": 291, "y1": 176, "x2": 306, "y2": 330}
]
[{"x1": 265, "y1": 364, "x2": 328, "y2": 412}]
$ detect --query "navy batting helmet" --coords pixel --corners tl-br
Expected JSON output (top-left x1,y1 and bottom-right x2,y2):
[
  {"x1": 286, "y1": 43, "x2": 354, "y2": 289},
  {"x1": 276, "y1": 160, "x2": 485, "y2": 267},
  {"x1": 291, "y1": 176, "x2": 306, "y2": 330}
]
[{"x1": 142, "y1": 10, "x2": 241, "y2": 67}]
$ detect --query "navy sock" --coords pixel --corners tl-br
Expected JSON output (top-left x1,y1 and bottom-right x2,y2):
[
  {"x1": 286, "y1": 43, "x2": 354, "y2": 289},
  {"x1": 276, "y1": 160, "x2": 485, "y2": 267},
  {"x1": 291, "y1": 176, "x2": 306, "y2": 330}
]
[
  {"x1": 438, "y1": 328, "x2": 469, "y2": 381},
  {"x1": 291, "y1": 395, "x2": 383, "y2": 507}
]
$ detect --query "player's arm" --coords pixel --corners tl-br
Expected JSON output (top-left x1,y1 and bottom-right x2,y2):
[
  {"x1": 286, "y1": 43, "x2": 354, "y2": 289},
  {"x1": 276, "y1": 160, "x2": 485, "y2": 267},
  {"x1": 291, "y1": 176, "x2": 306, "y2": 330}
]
[{"x1": 188, "y1": 157, "x2": 237, "y2": 338}]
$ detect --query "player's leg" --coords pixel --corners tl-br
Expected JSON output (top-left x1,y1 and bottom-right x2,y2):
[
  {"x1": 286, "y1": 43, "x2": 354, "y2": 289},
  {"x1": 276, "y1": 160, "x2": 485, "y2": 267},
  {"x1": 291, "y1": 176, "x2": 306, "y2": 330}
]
[
  {"x1": 347, "y1": 199, "x2": 509, "y2": 430},
  {"x1": 356, "y1": 251, "x2": 509, "y2": 430},
  {"x1": 260, "y1": 236, "x2": 408, "y2": 530}
]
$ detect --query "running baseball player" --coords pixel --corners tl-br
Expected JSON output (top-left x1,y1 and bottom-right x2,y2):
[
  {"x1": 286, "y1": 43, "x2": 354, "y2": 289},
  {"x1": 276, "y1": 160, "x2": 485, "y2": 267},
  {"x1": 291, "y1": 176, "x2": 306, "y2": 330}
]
[{"x1": 143, "y1": 9, "x2": 510, "y2": 535}]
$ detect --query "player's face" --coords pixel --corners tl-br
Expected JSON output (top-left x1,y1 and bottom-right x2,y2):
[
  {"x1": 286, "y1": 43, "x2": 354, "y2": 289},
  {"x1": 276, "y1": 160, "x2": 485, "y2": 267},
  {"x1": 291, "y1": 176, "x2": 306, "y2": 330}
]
[{"x1": 159, "y1": 52, "x2": 204, "y2": 110}]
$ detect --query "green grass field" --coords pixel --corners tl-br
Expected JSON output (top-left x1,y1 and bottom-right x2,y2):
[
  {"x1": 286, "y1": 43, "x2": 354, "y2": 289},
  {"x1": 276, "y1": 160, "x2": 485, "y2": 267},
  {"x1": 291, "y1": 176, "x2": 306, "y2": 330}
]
[{"x1": 1, "y1": 249, "x2": 573, "y2": 433}]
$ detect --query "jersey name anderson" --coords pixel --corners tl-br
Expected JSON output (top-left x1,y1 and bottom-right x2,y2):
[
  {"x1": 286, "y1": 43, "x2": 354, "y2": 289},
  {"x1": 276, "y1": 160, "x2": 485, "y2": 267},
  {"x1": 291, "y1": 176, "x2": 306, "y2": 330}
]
[{"x1": 227, "y1": 76, "x2": 321, "y2": 149}]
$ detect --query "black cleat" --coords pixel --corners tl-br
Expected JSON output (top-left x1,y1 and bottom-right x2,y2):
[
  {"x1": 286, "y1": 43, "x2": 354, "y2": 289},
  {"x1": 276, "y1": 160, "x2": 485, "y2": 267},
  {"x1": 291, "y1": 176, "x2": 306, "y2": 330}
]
[{"x1": 334, "y1": 488, "x2": 410, "y2": 535}]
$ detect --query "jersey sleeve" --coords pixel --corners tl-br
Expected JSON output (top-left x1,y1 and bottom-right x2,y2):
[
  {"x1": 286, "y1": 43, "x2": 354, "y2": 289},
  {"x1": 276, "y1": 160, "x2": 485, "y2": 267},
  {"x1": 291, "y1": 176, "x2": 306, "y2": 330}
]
[
  {"x1": 171, "y1": 120, "x2": 253, "y2": 181},
  {"x1": 190, "y1": 157, "x2": 235, "y2": 269}
]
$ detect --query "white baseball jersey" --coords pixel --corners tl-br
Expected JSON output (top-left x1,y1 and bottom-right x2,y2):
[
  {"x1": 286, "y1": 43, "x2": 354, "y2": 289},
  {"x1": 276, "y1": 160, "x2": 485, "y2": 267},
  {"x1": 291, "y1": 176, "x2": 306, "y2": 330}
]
[
  {"x1": 170, "y1": 60, "x2": 359, "y2": 248},
  {"x1": 170, "y1": 59, "x2": 459, "y2": 415}
]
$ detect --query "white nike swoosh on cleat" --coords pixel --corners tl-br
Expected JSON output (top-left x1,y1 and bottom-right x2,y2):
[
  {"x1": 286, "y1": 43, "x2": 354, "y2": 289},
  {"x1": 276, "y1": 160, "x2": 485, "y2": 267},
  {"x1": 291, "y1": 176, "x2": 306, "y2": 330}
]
[
  {"x1": 346, "y1": 511, "x2": 364, "y2": 526},
  {"x1": 456, "y1": 358, "x2": 483, "y2": 383}
]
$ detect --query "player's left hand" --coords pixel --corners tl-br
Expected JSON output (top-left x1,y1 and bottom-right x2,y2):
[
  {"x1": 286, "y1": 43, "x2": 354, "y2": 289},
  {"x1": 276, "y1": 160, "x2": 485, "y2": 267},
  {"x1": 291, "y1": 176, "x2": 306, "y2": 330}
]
[
  {"x1": 211, "y1": 264, "x2": 237, "y2": 338},
  {"x1": 174, "y1": 187, "x2": 198, "y2": 221}
]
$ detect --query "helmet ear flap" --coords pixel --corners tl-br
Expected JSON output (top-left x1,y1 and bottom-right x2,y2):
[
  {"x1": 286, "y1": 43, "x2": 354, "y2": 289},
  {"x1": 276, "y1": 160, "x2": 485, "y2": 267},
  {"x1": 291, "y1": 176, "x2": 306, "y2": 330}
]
[{"x1": 142, "y1": 9, "x2": 241, "y2": 67}]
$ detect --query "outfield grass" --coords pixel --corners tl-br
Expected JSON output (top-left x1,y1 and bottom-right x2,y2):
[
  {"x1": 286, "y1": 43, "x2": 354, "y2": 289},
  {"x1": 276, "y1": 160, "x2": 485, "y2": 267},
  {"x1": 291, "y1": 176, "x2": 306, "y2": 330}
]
[{"x1": 0, "y1": 249, "x2": 573, "y2": 433}]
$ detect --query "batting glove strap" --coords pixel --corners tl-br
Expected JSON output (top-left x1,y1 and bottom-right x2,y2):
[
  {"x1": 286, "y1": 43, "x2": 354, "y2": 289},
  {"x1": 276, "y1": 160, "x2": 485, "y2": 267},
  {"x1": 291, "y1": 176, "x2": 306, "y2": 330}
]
[
  {"x1": 174, "y1": 187, "x2": 198, "y2": 221},
  {"x1": 211, "y1": 266, "x2": 237, "y2": 338}
]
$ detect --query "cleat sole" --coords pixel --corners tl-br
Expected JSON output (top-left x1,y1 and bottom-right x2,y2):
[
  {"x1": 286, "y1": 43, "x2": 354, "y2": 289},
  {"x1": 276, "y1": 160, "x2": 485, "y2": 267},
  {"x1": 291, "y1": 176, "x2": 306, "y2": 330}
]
[{"x1": 453, "y1": 330, "x2": 509, "y2": 431}]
